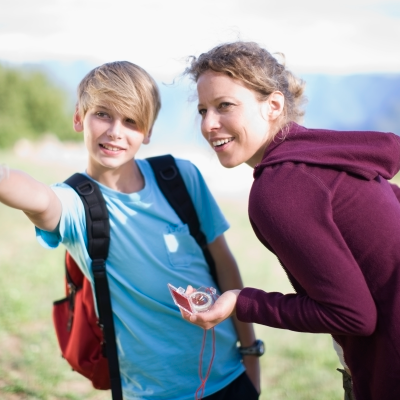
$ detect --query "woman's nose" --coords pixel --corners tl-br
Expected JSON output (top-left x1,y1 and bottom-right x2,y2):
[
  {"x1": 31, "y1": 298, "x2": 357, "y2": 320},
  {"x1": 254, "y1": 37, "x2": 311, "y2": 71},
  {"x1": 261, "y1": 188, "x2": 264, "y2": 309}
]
[{"x1": 201, "y1": 110, "x2": 221, "y2": 134}]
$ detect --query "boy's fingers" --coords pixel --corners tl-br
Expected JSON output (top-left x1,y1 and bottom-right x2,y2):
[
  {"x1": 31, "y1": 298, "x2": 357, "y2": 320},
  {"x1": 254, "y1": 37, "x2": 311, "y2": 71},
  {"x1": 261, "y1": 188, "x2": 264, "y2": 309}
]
[{"x1": 0, "y1": 164, "x2": 9, "y2": 182}]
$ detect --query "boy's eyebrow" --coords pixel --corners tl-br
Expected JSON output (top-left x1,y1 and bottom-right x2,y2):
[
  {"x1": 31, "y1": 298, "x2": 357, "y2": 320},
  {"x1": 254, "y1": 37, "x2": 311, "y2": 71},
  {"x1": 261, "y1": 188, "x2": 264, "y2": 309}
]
[{"x1": 95, "y1": 104, "x2": 112, "y2": 111}]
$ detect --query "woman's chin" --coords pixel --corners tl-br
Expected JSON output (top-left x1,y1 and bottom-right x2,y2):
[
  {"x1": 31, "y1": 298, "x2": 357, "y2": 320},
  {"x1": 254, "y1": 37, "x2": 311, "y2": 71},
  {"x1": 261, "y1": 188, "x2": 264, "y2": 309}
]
[{"x1": 217, "y1": 155, "x2": 242, "y2": 169}]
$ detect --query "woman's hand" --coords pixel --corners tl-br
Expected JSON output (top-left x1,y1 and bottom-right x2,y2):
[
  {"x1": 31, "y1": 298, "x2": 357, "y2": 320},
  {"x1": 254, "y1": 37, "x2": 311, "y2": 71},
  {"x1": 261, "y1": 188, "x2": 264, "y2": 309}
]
[{"x1": 181, "y1": 287, "x2": 241, "y2": 330}]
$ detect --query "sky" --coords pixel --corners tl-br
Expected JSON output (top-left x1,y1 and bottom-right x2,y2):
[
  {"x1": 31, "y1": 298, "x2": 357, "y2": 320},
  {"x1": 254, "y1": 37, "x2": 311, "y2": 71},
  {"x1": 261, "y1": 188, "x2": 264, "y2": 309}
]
[
  {"x1": 0, "y1": 0, "x2": 400, "y2": 81},
  {"x1": 1, "y1": 0, "x2": 400, "y2": 198}
]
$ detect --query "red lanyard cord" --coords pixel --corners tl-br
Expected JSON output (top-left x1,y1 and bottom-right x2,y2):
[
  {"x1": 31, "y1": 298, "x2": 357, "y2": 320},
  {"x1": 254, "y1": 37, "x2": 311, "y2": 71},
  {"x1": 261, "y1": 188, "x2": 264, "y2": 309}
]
[{"x1": 195, "y1": 327, "x2": 216, "y2": 400}]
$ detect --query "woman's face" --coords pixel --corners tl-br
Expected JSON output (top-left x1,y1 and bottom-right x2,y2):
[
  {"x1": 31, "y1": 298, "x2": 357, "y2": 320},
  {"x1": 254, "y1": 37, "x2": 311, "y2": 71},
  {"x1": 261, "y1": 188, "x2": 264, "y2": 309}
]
[{"x1": 197, "y1": 70, "x2": 279, "y2": 168}]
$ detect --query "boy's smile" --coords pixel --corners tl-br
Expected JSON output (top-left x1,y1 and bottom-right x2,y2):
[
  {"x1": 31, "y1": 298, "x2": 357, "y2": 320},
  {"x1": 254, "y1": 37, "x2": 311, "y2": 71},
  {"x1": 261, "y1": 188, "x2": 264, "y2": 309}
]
[{"x1": 100, "y1": 143, "x2": 126, "y2": 152}]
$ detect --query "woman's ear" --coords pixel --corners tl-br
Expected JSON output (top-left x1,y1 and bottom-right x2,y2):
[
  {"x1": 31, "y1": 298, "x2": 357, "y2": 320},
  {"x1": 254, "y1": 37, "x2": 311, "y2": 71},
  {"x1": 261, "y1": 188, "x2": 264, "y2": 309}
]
[
  {"x1": 143, "y1": 127, "x2": 153, "y2": 145},
  {"x1": 73, "y1": 108, "x2": 83, "y2": 132},
  {"x1": 267, "y1": 91, "x2": 285, "y2": 121}
]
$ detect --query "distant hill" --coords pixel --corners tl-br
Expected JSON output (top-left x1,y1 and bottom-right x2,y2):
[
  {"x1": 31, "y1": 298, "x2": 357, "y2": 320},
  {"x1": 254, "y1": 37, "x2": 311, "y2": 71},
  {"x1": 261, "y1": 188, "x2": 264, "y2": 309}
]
[
  {"x1": 302, "y1": 74, "x2": 400, "y2": 134},
  {"x1": 5, "y1": 60, "x2": 400, "y2": 145}
]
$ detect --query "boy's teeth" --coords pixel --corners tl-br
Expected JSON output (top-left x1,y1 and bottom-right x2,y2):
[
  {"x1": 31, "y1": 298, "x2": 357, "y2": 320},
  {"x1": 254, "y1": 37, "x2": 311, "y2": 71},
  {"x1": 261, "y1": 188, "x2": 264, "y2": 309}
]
[
  {"x1": 212, "y1": 138, "x2": 232, "y2": 147},
  {"x1": 102, "y1": 144, "x2": 120, "y2": 151}
]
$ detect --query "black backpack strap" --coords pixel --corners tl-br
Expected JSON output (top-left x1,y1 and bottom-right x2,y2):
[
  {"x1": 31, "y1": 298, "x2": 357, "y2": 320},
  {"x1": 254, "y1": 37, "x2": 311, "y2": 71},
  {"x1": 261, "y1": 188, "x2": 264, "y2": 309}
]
[
  {"x1": 64, "y1": 173, "x2": 122, "y2": 400},
  {"x1": 146, "y1": 155, "x2": 219, "y2": 290}
]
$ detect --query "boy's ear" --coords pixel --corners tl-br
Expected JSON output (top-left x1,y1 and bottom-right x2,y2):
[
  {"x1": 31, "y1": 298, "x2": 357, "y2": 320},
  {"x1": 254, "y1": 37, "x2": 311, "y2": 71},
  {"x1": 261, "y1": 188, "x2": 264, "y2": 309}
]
[
  {"x1": 142, "y1": 127, "x2": 153, "y2": 145},
  {"x1": 73, "y1": 108, "x2": 84, "y2": 132}
]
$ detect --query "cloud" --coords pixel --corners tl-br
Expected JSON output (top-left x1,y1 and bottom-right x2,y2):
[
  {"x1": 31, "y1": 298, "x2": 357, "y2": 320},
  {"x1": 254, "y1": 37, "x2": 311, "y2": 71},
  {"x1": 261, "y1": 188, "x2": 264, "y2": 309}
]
[{"x1": 0, "y1": 0, "x2": 399, "y2": 77}]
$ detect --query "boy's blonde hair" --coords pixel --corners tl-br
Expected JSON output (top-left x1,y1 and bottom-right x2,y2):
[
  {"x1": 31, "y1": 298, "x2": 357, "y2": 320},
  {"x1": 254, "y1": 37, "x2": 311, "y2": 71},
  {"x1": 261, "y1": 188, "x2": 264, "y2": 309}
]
[{"x1": 77, "y1": 61, "x2": 161, "y2": 135}]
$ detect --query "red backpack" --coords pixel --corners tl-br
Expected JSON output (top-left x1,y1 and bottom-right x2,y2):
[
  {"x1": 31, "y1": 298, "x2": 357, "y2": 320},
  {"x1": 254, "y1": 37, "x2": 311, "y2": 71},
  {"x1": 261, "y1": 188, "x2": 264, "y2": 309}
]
[
  {"x1": 52, "y1": 155, "x2": 219, "y2": 400},
  {"x1": 53, "y1": 252, "x2": 110, "y2": 389}
]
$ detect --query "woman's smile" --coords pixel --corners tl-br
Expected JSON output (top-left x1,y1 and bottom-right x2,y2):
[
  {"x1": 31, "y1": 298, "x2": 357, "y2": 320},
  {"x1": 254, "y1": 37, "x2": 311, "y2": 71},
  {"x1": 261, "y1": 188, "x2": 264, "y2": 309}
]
[{"x1": 197, "y1": 70, "x2": 275, "y2": 168}]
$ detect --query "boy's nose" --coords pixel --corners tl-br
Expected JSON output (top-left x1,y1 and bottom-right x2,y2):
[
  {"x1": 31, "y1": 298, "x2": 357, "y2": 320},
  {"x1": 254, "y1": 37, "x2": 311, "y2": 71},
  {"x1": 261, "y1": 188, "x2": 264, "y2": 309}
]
[{"x1": 107, "y1": 120, "x2": 122, "y2": 140}]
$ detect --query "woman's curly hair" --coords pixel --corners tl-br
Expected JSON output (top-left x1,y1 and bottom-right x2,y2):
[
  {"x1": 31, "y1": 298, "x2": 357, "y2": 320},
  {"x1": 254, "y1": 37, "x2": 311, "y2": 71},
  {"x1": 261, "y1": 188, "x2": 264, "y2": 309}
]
[{"x1": 184, "y1": 41, "x2": 307, "y2": 127}]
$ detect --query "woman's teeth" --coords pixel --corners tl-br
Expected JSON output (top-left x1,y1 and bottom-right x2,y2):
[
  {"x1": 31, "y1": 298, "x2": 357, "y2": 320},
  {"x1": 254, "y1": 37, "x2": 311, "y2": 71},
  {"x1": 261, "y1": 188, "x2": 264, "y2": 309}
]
[{"x1": 212, "y1": 138, "x2": 233, "y2": 147}]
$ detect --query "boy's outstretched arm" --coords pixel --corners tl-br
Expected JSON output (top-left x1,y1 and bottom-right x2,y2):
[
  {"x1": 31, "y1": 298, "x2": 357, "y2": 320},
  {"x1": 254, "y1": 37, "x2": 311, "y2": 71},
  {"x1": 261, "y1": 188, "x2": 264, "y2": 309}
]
[
  {"x1": 207, "y1": 234, "x2": 261, "y2": 393},
  {"x1": 0, "y1": 166, "x2": 62, "y2": 232}
]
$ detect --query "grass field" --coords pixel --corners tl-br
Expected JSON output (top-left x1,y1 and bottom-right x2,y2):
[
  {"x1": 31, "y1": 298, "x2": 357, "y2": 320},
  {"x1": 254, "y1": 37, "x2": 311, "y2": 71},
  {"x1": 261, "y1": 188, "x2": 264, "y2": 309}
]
[{"x1": 0, "y1": 145, "x2": 342, "y2": 399}]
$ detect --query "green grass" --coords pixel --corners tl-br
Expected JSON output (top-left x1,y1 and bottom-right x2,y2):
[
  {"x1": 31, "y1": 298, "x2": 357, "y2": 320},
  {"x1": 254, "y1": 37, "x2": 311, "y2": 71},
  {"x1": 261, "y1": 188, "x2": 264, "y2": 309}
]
[{"x1": 0, "y1": 147, "x2": 343, "y2": 399}]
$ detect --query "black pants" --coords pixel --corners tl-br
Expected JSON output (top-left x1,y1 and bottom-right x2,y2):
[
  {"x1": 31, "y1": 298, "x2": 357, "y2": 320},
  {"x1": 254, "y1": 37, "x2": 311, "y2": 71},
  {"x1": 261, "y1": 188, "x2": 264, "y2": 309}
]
[{"x1": 203, "y1": 372, "x2": 259, "y2": 400}]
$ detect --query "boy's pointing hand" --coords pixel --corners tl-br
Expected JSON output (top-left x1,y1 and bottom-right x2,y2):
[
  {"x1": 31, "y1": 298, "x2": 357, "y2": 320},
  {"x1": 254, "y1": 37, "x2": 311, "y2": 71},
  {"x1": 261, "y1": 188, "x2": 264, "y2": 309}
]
[{"x1": 0, "y1": 164, "x2": 9, "y2": 183}]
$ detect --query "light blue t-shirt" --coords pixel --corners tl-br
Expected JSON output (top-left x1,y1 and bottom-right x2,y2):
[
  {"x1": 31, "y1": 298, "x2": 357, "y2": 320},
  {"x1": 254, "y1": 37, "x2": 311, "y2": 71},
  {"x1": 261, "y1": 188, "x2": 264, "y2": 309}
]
[{"x1": 36, "y1": 158, "x2": 244, "y2": 400}]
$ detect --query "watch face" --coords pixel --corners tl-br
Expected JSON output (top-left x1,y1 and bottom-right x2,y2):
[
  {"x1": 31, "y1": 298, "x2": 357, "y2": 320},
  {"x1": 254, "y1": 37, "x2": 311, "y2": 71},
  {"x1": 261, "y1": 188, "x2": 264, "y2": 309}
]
[{"x1": 239, "y1": 340, "x2": 265, "y2": 356}]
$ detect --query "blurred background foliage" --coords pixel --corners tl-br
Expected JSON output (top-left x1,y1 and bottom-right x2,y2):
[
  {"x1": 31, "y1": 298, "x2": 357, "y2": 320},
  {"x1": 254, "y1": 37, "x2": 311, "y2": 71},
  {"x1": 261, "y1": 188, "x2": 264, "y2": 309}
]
[
  {"x1": 0, "y1": 61, "x2": 400, "y2": 151},
  {"x1": 0, "y1": 63, "x2": 76, "y2": 148}
]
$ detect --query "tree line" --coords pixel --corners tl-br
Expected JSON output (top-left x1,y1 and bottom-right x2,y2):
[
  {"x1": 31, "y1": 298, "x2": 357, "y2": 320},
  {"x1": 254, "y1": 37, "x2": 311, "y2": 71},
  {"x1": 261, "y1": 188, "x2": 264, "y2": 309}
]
[{"x1": 0, "y1": 63, "x2": 76, "y2": 148}]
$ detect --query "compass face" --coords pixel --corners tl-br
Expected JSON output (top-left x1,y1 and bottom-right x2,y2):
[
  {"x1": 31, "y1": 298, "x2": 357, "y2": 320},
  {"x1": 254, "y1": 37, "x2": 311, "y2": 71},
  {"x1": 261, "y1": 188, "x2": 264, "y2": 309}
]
[{"x1": 190, "y1": 291, "x2": 212, "y2": 312}]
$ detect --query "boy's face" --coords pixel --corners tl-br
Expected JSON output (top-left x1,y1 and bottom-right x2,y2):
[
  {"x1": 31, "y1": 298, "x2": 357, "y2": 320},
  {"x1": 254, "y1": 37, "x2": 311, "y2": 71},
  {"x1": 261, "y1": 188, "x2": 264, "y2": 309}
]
[{"x1": 73, "y1": 105, "x2": 150, "y2": 175}]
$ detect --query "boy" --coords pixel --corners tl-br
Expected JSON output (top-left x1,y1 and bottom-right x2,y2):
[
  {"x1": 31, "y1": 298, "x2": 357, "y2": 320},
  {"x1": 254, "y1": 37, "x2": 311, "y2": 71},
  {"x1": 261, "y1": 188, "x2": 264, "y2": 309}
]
[{"x1": 0, "y1": 61, "x2": 260, "y2": 399}]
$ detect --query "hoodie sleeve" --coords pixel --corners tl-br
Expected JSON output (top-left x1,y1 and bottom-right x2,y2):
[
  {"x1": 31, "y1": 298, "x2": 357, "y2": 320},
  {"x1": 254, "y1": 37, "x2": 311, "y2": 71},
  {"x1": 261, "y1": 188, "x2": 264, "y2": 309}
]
[
  {"x1": 238, "y1": 162, "x2": 377, "y2": 335},
  {"x1": 390, "y1": 182, "x2": 400, "y2": 203}
]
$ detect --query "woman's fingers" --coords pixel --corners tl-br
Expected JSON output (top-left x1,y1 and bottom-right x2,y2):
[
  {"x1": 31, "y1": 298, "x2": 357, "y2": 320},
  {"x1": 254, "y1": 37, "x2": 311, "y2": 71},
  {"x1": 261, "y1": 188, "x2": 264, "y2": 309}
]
[{"x1": 182, "y1": 290, "x2": 241, "y2": 329}]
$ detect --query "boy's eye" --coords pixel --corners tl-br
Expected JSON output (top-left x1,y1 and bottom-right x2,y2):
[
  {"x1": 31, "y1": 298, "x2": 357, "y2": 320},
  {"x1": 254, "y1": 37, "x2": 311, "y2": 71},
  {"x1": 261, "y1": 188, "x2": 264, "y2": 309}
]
[
  {"x1": 96, "y1": 111, "x2": 109, "y2": 118},
  {"x1": 126, "y1": 118, "x2": 136, "y2": 124}
]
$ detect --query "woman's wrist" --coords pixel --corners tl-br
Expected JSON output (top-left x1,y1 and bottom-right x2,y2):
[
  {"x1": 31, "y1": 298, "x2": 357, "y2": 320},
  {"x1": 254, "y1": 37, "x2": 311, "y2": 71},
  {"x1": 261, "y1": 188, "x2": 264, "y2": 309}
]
[
  {"x1": 227, "y1": 289, "x2": 241, "y2": 317},
  {"x1": 229, "y1": 289, "x2": 242, "y2": 299}
]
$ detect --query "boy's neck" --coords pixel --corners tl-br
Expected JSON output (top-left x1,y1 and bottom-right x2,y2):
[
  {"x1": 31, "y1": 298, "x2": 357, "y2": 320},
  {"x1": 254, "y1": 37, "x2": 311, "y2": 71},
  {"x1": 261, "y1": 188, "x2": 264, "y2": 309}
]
[{"x1": 86, "y1": 160, "x2": 145, "y2": 194}]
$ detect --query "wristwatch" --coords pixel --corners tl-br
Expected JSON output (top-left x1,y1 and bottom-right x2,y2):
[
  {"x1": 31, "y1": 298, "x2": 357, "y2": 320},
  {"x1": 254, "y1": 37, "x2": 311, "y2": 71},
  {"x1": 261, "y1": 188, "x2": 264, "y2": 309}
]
[{"x1": 238, "y1": 339, "x2": 265, "y2": 357}]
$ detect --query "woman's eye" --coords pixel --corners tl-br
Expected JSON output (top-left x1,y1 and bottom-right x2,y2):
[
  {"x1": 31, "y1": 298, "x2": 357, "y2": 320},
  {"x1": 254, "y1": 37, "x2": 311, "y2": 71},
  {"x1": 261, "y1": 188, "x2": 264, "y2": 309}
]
[
  {"x1": 219, "y1": 102, "x2": 232, "y2": 109},
  {"x1": 198, "y1": 108, "x2": 207, "y2": 116}
]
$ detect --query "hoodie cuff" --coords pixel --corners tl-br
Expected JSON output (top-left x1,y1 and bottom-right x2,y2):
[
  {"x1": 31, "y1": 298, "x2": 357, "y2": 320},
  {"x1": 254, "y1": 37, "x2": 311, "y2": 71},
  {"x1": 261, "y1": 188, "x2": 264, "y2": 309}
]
[{"x1": 236, "y1": 287, "x2": 259, "y2": 323}]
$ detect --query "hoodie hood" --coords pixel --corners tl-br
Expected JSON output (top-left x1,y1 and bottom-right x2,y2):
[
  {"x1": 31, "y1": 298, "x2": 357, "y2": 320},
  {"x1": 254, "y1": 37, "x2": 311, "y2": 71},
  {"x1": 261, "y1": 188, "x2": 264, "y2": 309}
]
[{"x1": 254, "y1": 123, "x2": 400, "y2": 181}]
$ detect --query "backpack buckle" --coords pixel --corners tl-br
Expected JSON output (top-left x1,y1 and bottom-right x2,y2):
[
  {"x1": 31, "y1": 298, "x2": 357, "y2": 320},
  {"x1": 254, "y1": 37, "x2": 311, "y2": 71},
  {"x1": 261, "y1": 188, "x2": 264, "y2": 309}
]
[{"x1": 76, "y1": 181, "x2": 95, "y2": 196}]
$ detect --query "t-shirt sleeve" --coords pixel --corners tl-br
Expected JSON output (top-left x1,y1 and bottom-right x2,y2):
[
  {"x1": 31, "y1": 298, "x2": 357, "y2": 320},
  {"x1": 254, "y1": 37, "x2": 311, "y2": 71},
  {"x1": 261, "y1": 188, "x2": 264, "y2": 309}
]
[
  {"x1": 35, "y1": 183, "x2": 86, "y2": 252},
  {"x1": 175, "y1": 159, "x2": 230, "y2": 244}
]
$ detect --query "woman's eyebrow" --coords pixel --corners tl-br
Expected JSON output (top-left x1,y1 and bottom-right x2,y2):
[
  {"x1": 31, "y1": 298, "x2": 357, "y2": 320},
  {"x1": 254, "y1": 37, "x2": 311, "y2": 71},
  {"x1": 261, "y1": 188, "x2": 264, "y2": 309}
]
[{"x1": 197, "y1": 96, "x2": 233, "y2": 107}]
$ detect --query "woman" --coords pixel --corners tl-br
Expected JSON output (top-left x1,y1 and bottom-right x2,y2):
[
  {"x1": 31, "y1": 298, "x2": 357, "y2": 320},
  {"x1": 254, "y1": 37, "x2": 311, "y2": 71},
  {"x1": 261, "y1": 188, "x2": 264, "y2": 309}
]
[{"x1": 182, "y1": 41, "x2": 400, "y2": 400}]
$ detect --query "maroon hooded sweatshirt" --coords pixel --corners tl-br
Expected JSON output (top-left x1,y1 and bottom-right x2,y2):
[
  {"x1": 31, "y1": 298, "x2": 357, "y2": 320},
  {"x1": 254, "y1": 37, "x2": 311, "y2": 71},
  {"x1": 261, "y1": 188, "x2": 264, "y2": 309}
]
[{"x1": 237, "y1": 123, "x2": 400, "y2": 400}]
